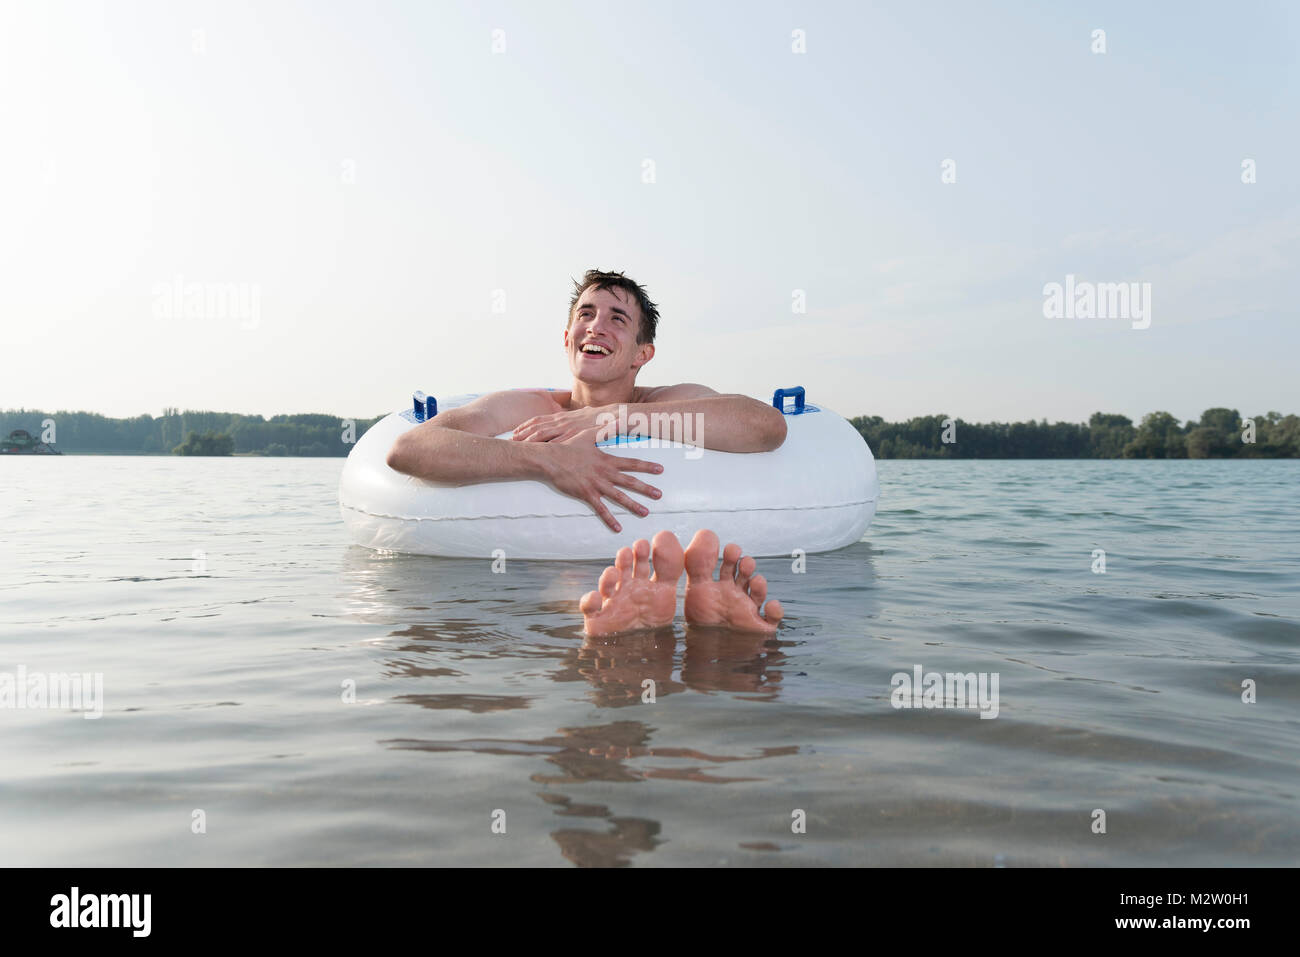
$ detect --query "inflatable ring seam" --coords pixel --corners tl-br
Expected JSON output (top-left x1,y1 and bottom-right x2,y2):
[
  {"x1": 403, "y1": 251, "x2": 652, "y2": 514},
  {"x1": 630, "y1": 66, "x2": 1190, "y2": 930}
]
[{"x1": 340, "y1": 500, "x2": 875, "y2": 522}]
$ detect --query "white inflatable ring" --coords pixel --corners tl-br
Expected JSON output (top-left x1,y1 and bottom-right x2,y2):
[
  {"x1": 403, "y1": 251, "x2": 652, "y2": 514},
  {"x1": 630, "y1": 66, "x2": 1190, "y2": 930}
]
[{"x1": 339, "y1": 387, "x2": 879, "y2": 560}]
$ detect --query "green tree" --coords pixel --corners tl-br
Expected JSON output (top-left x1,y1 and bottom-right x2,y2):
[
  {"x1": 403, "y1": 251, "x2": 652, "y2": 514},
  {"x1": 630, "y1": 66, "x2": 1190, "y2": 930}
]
[
  {"x1": 1197, "y1": 408, "x2": 1242, "y2": 434},
  {"x1": 173, "y1": 430, "x2": 235, "y2": 456},
  {"x1": 1253, "y1": 413, "x2": 1300, "y2": 457},
  {"x1": 1124, "y1": 411, "x2": 1183, "y2": 458},
  {"x1": 1088, "y1": 412, "x2": 1136, "y2": 458},
  {"x1": 1184, "y1": 408, "x2": 1240, "y2": 458}
]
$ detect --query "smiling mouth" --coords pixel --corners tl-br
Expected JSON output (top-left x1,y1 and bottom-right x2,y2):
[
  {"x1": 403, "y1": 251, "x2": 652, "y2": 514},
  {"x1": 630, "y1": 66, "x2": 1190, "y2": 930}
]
[{"x1": 579, "y1": 343, "x2": 612, "y2": 358}]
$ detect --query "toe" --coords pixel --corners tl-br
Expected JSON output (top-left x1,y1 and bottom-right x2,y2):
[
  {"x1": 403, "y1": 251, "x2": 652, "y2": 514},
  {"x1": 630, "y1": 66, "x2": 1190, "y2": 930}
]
[
  {"x1": 719, "y1": 543, "x2": 742, "y2": 582},
  {"x1": 748, "y1": 573, "x2": 767, "y2": 607},
  {"x1": 632, "y1": 539, "x2": 652, "y2": 579},
  {"x1": 684, "y1": 529, "x2": 720, "y2": 583},
  {"x1": 649, "y1": 530, "x2": 685, "y2": 584},
  {"x1": 597, "y1": 565, "x2": 620, "y2": 598},
  {"x1": 615, "y1": 546, "x2": 635, "y2": 583},
  {"x1": 762, "y1": 597, "x2": 784, "y2": 626},
  {"x1": 735, "y1": 555, "x2": 756, "y2": 592},
  {"x1": 580, "y1": 589, "x2": 604, "y2": 616}
]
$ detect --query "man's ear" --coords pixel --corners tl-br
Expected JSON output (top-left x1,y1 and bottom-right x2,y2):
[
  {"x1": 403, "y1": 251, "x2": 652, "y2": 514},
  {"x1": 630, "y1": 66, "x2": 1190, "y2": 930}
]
[{"x1": 631, "y1": 343, "x2": 655, "y2": 370}]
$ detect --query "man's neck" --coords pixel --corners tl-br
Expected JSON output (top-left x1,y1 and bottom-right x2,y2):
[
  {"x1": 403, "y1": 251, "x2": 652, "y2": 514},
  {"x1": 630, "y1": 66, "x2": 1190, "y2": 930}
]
[{"x1": 568, "y1": 378, "x2": 638, "y2": 410}]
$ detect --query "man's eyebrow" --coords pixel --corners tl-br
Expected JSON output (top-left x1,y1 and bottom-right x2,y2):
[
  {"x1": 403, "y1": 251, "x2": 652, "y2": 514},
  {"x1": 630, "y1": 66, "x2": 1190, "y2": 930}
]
[{"x1": 577, "y1": 303, "x2": 630, "y2": 317}]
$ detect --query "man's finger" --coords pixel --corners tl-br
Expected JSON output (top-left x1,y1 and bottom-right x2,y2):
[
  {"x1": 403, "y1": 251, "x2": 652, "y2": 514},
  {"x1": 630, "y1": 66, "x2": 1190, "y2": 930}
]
[
  {"x1": 616, "y1": 458, "x2": 664, "y2": 474},
  {"x1": 611, "y1": 473, "x2": 662, "y2": 498},
  {"x1": 590, "y1": 497, "x2": 620, "y2": 533},
  {"x1": 606, "y1": 488, "x2": 649, "y2": 518}
]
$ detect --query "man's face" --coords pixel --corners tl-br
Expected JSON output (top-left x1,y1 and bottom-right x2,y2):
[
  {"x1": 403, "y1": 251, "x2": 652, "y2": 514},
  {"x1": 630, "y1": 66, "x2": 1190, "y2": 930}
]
[{"x1": 564, "y1": 285, "x2": 652, "y2": 382}]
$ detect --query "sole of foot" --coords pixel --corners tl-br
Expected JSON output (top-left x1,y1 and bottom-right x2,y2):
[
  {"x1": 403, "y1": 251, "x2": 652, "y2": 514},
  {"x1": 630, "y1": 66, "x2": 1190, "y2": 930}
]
[
  {"x1": 580, "y1": 530, "x2": 685, "y2": 636},
  {"x1": 682, "y1": 529, "x2": 784, "y2": 633}
]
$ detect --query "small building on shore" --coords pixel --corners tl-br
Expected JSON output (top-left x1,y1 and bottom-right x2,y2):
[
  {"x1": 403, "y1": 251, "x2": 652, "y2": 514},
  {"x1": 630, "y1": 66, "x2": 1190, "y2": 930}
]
[{"x1": 0, "y1": 429, "x2": 62, "y2": 454}]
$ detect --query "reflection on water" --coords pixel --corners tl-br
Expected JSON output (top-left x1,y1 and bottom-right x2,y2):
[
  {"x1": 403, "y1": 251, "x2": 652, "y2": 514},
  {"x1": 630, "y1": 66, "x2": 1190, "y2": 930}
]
[{"x1": 340, "y1": 547, "x2": 807, "y2": 865}]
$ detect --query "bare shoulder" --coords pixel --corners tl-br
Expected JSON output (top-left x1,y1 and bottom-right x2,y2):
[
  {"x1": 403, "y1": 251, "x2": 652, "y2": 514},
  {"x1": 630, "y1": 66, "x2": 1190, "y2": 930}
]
[
  {"x1": 637, "y1": 383, "x2": 720, "y2": 402},
  {"x1": 430, "y1": 389, "x2": 564, "y2": 436}
]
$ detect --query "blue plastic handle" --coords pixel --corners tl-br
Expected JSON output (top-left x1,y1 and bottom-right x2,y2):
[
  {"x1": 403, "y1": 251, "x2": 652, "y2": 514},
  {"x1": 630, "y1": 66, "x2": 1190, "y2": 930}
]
[
  {"x1": 412, "y1": 392, "x2": 438, "y2": 422},
  {"x1": 772, "y1": 386, "x2": 806, "y2": 413}
]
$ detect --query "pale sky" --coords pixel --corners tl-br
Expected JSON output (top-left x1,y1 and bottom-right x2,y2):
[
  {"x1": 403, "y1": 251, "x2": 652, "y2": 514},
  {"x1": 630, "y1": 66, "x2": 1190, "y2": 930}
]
[{"x1": 1, "y1": 0, "x2": 1296, "y2": 423}]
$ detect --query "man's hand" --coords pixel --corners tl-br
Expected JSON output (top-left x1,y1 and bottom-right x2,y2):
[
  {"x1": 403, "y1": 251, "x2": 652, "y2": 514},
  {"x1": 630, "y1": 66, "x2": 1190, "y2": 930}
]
[
  {"x1": 512, "y1": 406, "x2": 611, "y2": 444},
  {"x1": 542, "y1": 428, "x2": 663, "y2": 533}
]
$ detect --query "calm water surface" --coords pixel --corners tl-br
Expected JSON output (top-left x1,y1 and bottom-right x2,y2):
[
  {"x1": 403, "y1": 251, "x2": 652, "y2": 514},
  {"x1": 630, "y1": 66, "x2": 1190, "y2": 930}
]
[{"x1": 2, "y1": 457, "x2": 1297, "y2": 866}]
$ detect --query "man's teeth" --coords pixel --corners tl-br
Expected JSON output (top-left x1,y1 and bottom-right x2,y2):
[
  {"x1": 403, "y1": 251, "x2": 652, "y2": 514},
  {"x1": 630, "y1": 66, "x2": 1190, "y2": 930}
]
[{"x1": 581, "y1": 344, "x2": 611, "y2": 355}]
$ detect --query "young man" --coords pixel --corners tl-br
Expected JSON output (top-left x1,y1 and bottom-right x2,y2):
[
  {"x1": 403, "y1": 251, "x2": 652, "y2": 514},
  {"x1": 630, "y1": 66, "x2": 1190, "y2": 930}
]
[
  {"x1": 386, "y1": 269, "x2": 788, "y2": 635},
  {"x1": 386, "y1": 268, "x2": 787, "y2": 533}
]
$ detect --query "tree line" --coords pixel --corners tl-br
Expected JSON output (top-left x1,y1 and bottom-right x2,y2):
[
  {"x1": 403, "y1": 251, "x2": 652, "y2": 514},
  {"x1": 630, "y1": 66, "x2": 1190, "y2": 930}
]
[
  {"x1": 849, "y1": 409, "x2": 1300, "y2": 458},
  {"x1": 4, "y1": 406, "x2": 1297, "y2": 458},
  {"x1": 0, "y1": 409, "x2": 383, "y2": 456}
]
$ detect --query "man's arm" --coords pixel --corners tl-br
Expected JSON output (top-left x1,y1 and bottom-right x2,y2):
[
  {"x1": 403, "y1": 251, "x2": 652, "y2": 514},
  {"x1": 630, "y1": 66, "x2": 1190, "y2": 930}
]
[
  {"x1": 511, "y1": 384, "x2": 788, "y2": 452},
  {"x1": 634, "y1": 383, "x2": 787, "y2": 452},
  {"x1": 386, "y1": 390, "x2": 561, "y2": 483},
  {"x1": 385, "y1": 390, "x2": 664, "y2": 533}
]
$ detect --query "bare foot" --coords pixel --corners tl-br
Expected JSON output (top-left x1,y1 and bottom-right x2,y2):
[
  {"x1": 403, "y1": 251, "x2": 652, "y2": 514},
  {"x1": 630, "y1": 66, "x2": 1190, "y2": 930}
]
[
  {"x1": 580, "y1": 531, "x2": 686, "y2": 636},
  {"x1": 683, "y1": 530, "x2": 784, "y2": 633}
]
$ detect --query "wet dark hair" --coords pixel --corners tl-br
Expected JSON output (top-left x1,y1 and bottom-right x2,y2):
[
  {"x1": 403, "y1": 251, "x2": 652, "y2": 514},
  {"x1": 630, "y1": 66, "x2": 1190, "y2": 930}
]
[{"x1": 567, "y1": 269, "x2": 660, "y2": 345}]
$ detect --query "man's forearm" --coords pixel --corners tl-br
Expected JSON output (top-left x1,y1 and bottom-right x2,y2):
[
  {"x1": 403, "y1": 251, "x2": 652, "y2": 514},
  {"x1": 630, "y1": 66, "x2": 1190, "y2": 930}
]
[
  {"x1": 388, "y1": 426, "x2": 552, "y2": 484},
  {"x1": 605, "y1": 395, "x2": 786, "y2": 452}
]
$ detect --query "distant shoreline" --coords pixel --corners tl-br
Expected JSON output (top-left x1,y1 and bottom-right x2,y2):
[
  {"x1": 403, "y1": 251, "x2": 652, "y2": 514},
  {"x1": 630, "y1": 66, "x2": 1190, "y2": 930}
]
[{"x1": 4, "y1": 406, "x2": 1297, "y2": 459}]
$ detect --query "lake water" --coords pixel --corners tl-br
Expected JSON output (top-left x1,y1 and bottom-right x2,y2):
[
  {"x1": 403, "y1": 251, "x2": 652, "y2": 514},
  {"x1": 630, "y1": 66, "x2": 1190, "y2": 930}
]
[{"x1": 2, "y1": 457, "x2": 1297, "y2": 866}]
